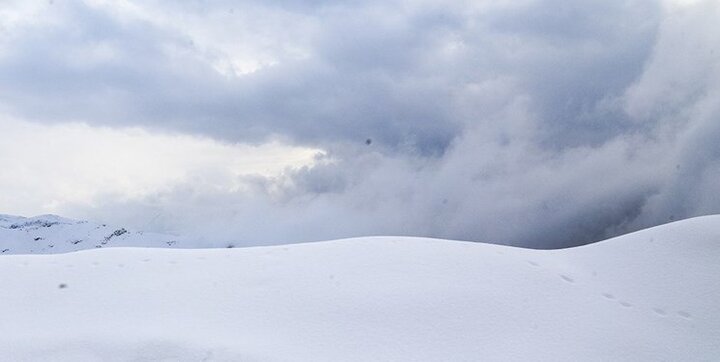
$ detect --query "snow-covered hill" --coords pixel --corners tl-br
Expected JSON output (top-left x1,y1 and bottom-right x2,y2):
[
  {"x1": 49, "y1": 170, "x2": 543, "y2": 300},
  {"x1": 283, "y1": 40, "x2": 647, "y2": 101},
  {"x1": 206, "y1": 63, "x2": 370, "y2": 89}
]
[
  {"x1": 0, "y1": 214, "x2": 183, "y2": 254},
  {"x1": 1, "y1": 215, "x2": 719, "y2": 361}
]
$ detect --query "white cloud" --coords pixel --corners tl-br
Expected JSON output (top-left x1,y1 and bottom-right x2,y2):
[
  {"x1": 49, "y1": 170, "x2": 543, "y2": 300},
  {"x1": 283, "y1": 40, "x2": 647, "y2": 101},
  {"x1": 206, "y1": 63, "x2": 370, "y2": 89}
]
[{"x1": 0, "y1": 116, "x2": 321, "y2": 217}]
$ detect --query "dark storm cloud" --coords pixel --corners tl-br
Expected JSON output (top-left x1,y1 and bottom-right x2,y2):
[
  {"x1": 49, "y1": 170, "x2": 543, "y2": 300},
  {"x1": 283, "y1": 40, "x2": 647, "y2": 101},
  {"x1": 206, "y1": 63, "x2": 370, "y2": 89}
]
[
  {"x1": 0, "y1": 0, "x2": 657, "y2": 153},
  {"x1": 5, "y1": 0, "x2": 720, "y2": 248},
  {"x1": 0, "y1": 0, "x2": 466, "y2": 153}
]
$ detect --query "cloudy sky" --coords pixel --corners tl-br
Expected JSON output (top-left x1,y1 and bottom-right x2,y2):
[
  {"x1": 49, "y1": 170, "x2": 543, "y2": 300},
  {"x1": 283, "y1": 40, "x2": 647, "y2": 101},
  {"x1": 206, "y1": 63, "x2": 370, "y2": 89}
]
[{"x1": 0, "y1": 0, "x2": 718, "y2": 248}]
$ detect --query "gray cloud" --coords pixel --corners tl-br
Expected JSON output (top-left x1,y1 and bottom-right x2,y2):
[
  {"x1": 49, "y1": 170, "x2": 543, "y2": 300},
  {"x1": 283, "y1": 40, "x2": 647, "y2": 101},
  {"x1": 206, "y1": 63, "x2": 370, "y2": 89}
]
[
  {"x1": 4, "y1": 0, "x2": 720, "y2": 248},
  {"x1": 0, "y1": 0, "x2": 657, "y2": 152}
]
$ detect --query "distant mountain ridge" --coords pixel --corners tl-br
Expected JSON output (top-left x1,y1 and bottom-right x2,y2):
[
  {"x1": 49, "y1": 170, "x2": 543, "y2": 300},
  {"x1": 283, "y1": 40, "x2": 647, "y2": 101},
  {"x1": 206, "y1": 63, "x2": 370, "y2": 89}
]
[{"x1": 0, "y1": 214, "x2": 183, "y2": 254}]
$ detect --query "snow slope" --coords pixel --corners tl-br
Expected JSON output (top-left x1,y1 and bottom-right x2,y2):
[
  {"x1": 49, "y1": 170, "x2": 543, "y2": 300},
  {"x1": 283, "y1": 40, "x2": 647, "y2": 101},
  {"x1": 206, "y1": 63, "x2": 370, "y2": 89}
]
[
  {"x1": 0, "y1": 214, "x2": 184, "y2": 254},
  {"x1": 1, "y1": 216, "x2": 719, "y2": 361}
]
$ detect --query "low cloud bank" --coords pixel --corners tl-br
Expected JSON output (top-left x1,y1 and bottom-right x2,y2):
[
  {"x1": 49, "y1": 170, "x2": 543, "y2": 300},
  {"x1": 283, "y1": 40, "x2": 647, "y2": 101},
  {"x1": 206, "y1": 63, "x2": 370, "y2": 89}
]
[{"x1": 3, "y1": 0, "x2": 720, "y2": 247}]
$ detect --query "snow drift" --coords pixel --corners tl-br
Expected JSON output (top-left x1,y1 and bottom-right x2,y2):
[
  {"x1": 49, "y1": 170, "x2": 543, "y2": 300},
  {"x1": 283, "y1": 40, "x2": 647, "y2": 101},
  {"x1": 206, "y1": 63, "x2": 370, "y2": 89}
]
[{"x1": 1, "y1": 215, "x2": 719, "y2": 361}]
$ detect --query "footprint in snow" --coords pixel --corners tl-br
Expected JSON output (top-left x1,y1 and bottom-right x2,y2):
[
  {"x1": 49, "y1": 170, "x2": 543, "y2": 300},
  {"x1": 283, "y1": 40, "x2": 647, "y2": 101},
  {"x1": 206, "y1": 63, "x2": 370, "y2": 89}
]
[
  {"x1": 559, "y1": 274, "x2": 575, "y2": 283},
  {"x1": 619, "y1": 301, "x2": 633, "y2": 308},
  {"x1": 677, "y1": 311, "x2": 692, "y2": 320},
  {"x1": 602, "y1": 293, "x2": 616, "y2": 300},
  {"x1": 526, "y1": 260, "x2": 540, "y2": 267},
  {"x1": 653, "y1": 308, "x2": 667, "y2": 316}
]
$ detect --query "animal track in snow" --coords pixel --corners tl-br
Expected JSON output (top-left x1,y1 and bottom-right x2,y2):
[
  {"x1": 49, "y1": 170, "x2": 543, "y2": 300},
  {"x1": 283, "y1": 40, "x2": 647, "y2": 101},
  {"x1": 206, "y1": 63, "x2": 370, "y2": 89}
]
[
  {"x1": 619, "y1": 301, "x2": 633, "y2": 308},
  {"x1": 653, "y1": 308, "x2": 667, "y2": 316},
  {"x1": 526, "y1": 260, "x2": 540, "y2": 267},
  {"x1": 677, "y1": 311, "x2": 692, "y2": 320},
  {"x1": 602, "y1": 293, "x2": 616, "y2": 300},
  {"x1": 559, "y1": 274, "x2": 575, "y2": 283}
]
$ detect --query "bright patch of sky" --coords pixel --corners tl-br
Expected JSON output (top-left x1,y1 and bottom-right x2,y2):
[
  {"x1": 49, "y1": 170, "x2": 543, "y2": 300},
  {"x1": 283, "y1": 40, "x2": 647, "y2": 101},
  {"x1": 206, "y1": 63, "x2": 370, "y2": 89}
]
[{"x1": 0, "y1": 116, "x2": 321, "y2": 217}]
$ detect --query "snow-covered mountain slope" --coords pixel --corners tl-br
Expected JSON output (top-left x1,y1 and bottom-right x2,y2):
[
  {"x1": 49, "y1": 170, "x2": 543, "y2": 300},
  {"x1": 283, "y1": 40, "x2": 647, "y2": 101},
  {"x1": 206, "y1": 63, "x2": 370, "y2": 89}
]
[
  {"x1": 0, "y1": 214, "x2": 183, "y2": 254},
  {"x1": 1, "y1": 216, "x2": 719, "y2": 361}
]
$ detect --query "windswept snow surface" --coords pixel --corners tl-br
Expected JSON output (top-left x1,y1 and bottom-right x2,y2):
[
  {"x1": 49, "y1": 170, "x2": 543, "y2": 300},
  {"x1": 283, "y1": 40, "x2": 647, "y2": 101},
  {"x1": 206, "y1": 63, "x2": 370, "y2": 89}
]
[{"x1": 1, "y1": 216, "x2": 720, "y2": 361}]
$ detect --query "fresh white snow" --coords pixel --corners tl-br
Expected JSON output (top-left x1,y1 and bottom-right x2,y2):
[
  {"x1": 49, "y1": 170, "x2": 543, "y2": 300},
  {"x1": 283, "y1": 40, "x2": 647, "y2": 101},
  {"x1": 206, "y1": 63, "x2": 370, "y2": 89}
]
[
  {"x1": 0, "y1": 214, "x2": 184, "y2": 254},
  {"x1": 1, "y1": 215, "x2": 719, "y2": 361}
]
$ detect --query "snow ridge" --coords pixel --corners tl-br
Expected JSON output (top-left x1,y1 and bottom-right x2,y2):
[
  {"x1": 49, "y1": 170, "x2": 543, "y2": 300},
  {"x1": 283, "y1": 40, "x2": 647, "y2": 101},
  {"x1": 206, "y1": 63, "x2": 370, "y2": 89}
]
[{"x1": 1, "y1": 214, "x2": 719, "y2": 361}]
